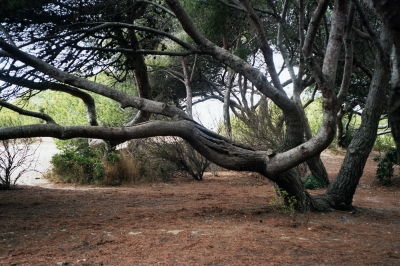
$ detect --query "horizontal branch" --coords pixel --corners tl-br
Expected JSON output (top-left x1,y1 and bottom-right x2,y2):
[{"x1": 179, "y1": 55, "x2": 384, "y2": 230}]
[
  {"x1": 0, "y1": 39, "x2": 191, "y2": 121},
  {"x1": 0, "y1": 118, "x2": 335, "y2": 179},
  {"x1": 0, "y1": 99, "x2": 56, "y2": 124},
  {"x1": 73, "y1": 45, "x2": 200, "y2": 57}
]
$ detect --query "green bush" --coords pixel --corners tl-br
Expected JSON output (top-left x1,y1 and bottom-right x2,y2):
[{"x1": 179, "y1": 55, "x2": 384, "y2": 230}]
[
  {"x1": 302, "y1": 174, "x2": 328, "y2": 189},
  {"x1": 51, "y1": 149, "x2": 104, "y2": 184},
  {"x1": 51, "y1": 136, "x2": 213, "y2": 185},
  {"x1": 374, "y1": 134, "x2": 396, "y2": 152},
  {"x1": 374, "y1": 147, "x2": 398, "y2": 185},
  {"x1": 50, "y1": 138, "x2": 103, "y2": 184}
]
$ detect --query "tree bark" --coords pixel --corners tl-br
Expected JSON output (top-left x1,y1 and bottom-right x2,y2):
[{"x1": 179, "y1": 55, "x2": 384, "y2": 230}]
[
  {"x1": 223, "y1": 73, "x2": 234, "y2": 139},
  {"x1": 372, "y1": 0, "x2": 400, "y2": 162},
  {"x1": 181, "y1": 57, "x2": 193, "y2": 118},
  {"x1": 324, "y1": 27, "x2": 391, "y2": 210},
  {"x1": 336, "y1": 107, "x2": 346, "y2": 147}
]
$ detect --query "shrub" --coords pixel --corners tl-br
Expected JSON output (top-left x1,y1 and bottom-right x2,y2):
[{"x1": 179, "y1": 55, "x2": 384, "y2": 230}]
[
  {"x1": 102, "y1": 152, "x2": 142, "y2": 185},
  {"x1": 51, "y1": 149, "x2": 104, "y2": 184},
  {"x1": 269, "y1": 188, "x2": 297, "y2": 218},
  {"x1": 302, "y1": 174, "x2": 328, "y2": 189},
  {"x1": 50, "y1": 138, "x2": 174, "y2": 185},
  {"x1": 374, "y1": 147, "x2": 399, "y2": 185},
  {"x1": 51, "y1": 136, "x2": 213, "y2": 185},
  {"x1": 374, "y1": 134, "x2": 396, "y2": 152},
  {"x1": 50, "y1": 138, "x2": 104, "y2": 184},
  {"x1": 145, "y1": 137, "x2": 211, "y2": 180}
]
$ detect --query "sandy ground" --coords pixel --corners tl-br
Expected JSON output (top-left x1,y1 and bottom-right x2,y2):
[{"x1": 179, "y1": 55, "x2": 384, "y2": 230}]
[
  {"x1": 17, "y1": 138, "x2": 60, "y2": 188},
  {"x1": 1, "y1": 143, "x2": 400, "y2": 265}
]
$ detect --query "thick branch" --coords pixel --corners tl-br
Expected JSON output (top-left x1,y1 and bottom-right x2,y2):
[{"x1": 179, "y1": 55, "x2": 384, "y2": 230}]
[
  {"x1": 0, "y1": 120, "x2": 336, "y2": 179},
  {"x1": 0, "y1": 40, "x2": 191, "y2": 120},
  {"x1": 337, "y1": 3, "x2": 355, "y2": 105}
]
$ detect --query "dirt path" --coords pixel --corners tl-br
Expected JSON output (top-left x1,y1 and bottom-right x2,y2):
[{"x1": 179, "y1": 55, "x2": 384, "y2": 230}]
[{"x1": 2, "y1": 147, "x2": 400, "y2": 265}]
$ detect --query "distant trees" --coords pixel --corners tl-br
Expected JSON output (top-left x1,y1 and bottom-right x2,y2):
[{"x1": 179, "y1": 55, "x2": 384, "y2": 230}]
[{"x1": 0, "y1": 0, "x2": 398, "y2": 211}]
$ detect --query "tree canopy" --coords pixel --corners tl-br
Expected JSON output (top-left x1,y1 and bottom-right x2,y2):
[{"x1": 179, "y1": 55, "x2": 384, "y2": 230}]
[{"x1": 1, "y1": 0, "x2": 399, "y2": 211}]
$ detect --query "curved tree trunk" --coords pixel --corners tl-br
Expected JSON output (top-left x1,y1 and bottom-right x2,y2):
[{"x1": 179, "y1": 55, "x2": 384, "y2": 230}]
[
  {"x1": 273, "y1": 107, "x2": 311, "y2": 211},
  {"x1": 323, "y1": 28, "x2": 391, "y2": 210},
  {"x1": 306, "y1": 155, "x2": 329, "y2": 186},
  {"x1": 372, "y1": 0, "x2": 400, "y2": 163},
  {"x1": 302, "y1": 107, "x2": 330, "y2": 186}
]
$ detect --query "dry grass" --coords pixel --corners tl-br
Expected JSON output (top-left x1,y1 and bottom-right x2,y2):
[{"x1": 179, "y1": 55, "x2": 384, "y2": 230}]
[{"x1": 102, "y1": 153, "x2": 142, "y2": 186}]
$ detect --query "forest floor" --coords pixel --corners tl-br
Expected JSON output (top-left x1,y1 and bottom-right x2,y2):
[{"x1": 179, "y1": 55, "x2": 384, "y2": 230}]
[{"x1": 1, "y1": 146, "x2": 400, "y2": 265}]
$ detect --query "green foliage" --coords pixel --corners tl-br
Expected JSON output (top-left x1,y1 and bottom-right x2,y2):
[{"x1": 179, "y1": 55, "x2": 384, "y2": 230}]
[
  {"x1": 31, "y1": 90, "x2": 130, "y2": 126},
  {"x1": 374, "y1": 134, "x2": 396, "y2": 152},
  {"x1": 229, "y1": 98, "x2": 284, "y2": 150},
  {"x1": 51, "y1": 143, "x2": 105, "y2": 184},
  {"x1": 0, "y1": 77, "x2": 131, "y2": 128},
  {"x1": 304, "y1": 96, "x2": 323, "y2": 136},
  {"x1": 181, "y1": 0, "x2": 257, "y2": 56},
  {"x1": 50, "y1": 137, "x2": 195, "y2": 185},
  {"x1": 269, "y1": 188, "x2": 297, "y2": 218},
  {"x1": 374, "y1": 148, "x2": 399, "y2": 185},
  {"x1": 302, "y1": 175, "x2": 328, "y2": 189},
  {"x1": 0, "y1": 107, "x2": 41, "y2": 126},
  {"x1": 181, "y1": 0, "x2": 230, "y2": 41}
]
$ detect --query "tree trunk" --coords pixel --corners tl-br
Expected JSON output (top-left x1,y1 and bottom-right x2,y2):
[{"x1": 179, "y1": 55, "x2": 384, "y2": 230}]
[
  {"x1": 324, "y1": 28, "x2": 391, "y2": 210},
  {"x1": 306, "y1": 155, "x2": 329, "y2": 186},
  {"x1": 181, "y1": 57, "x2": 193, "y2": 118},
  {"x1": 371, "y1": 0, "x2": 400, "y2": 162},
  {"x1": 274, "y1": 168, "x2": 311, "y2": 212},
  {"x1": 388, "y1": 48, "x2": 400, "y2": 163},
  {"x1": 303, "y1": 110, "x2": 330, "y2": 186},
  {"x1": 296, "y1": 94, "x2": 330, "y2": 186},
  {"x1": 336, "y1": 106, "x2": 346, "y2": 147},
  {"x1": 223, "y1": 73, "x2": 234, "y2": 139},
  {"x1": 273, "y1": 106, "x2": 311, "y2": 212}
]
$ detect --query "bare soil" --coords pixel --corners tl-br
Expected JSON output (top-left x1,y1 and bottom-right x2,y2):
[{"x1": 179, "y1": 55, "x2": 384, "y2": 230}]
[{"x1": 1, "y1": 151, "x2": 400, "y2": 265}]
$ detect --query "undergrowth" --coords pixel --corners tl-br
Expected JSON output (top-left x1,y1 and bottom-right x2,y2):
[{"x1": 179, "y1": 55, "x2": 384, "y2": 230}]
[
  {"x1": 49, "y1": 137, "x2": 211, "y2": 185},
  {"x1": 302, "y1": 174, "x2": 328, "y2": 189},
  {"x1": 374, "y1": 147, "x2": 399, "y2": 185},
  {"x1": 269, "y1": 188, "x2": 297, "y2": 218}
]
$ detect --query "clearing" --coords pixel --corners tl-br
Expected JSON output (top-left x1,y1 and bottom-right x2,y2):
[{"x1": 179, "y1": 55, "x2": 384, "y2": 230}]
[{"x1": 1, "y1": 146, "x2": 400, "y2": 265}]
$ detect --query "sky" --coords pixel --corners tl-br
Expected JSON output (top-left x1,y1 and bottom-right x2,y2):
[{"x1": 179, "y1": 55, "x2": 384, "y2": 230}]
[{"x1": 192, "y1": 54, "x2": 292, "y2": 131}]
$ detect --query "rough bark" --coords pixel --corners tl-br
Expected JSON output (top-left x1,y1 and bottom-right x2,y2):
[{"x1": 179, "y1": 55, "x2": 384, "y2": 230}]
[
  {"x1": 324, "y1": 27, "x2": 391, "y2": 210},
  {"x1": 372, "y1": 0, "x2": 400, "y2": 162},
  {"x1": 223, "y1": 73, "x2": 234, "y2": 139}
]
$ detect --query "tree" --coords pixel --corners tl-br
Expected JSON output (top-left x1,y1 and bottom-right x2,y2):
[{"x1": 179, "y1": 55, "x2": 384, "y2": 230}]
[
  {"x1": 371, "y1": 0, "x2": 400, "y2": 163},
  {"x1": 0, "y1": 0, "x2": 395, "y2": 211}
]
